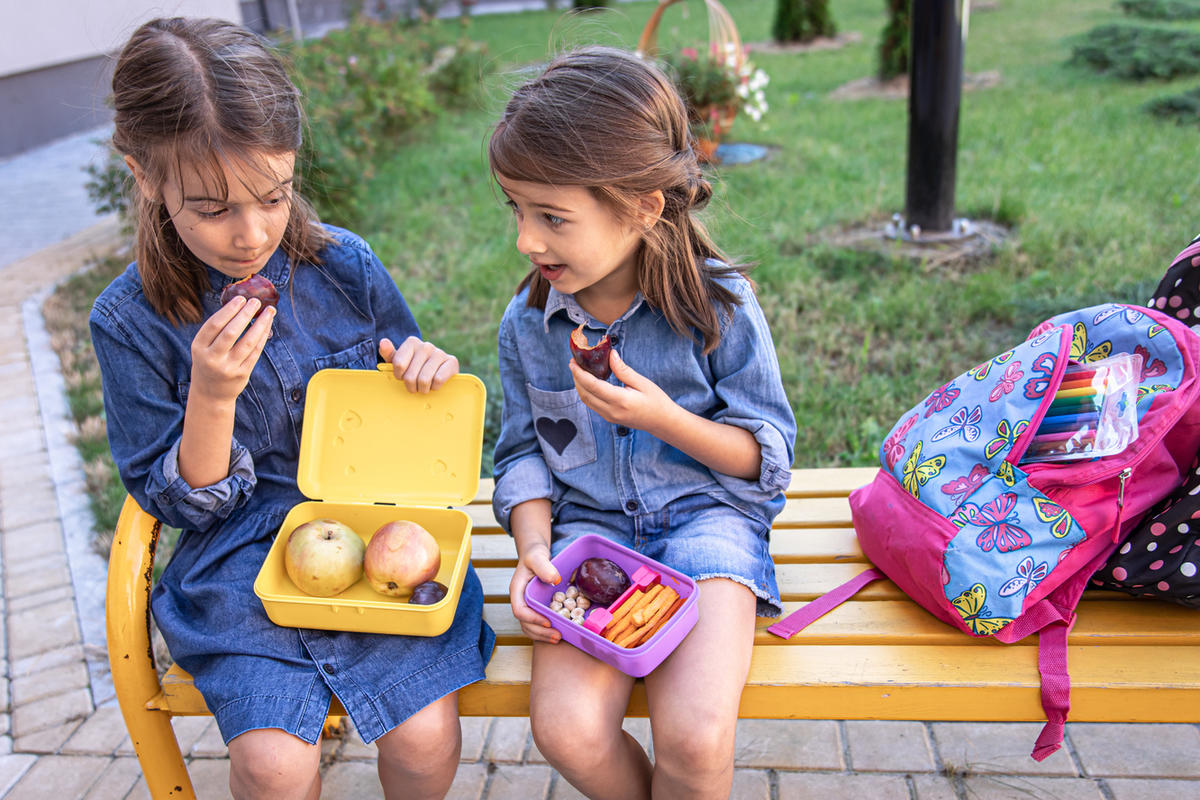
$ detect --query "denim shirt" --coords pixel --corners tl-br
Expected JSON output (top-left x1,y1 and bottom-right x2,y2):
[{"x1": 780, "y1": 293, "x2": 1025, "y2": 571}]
[
  {"x1": 90, "y1": 226, "x2": 418, "y2": 533},
  {"x1": 492, "y1": 273, "x2": 797, "y2": 532}
]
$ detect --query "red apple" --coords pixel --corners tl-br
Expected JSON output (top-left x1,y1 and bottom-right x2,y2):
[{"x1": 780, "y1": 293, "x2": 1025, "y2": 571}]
[
  {"x1": 284, "y1": 518, "x2": 365, "y2": 597},
  {"x1": 569, "y1": 323, "x2": 613, "y2": 380},
  {"x1": 364, "y1": 520, "x2": 442, "y2": 597},
  {"x1": 221, "y1": 273, "x2": 279, "y2": 317}
]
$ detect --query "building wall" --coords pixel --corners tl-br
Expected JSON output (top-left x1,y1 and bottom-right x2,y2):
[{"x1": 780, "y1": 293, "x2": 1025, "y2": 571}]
[{"x1": 0, "y1": 0, "x2": 242, "y2": 158}]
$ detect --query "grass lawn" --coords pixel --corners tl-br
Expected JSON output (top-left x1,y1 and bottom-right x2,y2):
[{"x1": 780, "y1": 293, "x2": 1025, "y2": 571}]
[{"x1": 49, "y1": 0, "x2": 1200, "y2": 547}]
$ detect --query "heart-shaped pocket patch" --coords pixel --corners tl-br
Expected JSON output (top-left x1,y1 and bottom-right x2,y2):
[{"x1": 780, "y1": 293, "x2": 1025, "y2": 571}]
[{"x1": 535, "y1": 417, "x2": 577, "y2": 455}]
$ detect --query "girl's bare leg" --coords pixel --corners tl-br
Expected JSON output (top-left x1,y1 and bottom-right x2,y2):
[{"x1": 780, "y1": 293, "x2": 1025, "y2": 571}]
[
  {"x1": 529, "y1": 640, "x2": 651, "y2": 800},
  {"x1": 227, "y1": 728, "x2": 322, "y2": 800},
  {"x1": 643, "y1": 578, "x2": 756, "y2": 800},
  {"x1": 376, "y1": 692, "x2": 462, "y2": 800}
]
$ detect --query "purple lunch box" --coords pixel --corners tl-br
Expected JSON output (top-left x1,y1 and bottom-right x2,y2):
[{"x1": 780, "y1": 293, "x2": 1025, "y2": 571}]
[{"x1": 524, "y1": 534, "x2": 699, "y2": 677}]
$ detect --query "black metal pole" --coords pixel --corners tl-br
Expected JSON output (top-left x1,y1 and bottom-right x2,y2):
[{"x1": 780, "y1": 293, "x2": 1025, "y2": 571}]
[{"x1": 905, "y1": 0, "x2": 963, "y2": 233}]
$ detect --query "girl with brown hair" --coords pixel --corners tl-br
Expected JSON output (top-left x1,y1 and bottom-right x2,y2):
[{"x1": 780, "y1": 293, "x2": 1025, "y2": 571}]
[
  {"x1": 90, "y1": 17, "x2": 493, "y2": 799},
  {"x1": 489, "y1": 46, "x2": 796, "y2": 799}
]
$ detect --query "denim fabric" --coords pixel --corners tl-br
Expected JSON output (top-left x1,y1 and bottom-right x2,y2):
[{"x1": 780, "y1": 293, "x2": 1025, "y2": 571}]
[
  {"x1": 492, "y1": 272, "x2": 796, "y2": 608},
  {"x1": 553, "y1": 493, "x2": 782, "y2": 616},
  {"x1": 90, "y1": 226, "x2": 494, "y2": 744}
]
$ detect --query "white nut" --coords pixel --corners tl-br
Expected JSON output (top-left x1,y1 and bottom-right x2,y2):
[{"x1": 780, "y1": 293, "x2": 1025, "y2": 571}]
[
  {"x1": 570, "y1": 607, "x2": 585, "y2": 620},
  {"x1": 565, "y1": 585, "x2": 580, "y2": 598},
  {"x1": 571, "y1": 614, "x2": 584, "y2": 624},
  {"x1": 563, "y1": 597, "x2": 577, "y2": 610},
  {"x1": 552, "y1": 591, "x2": 566, "y2": 604},
  {"x1": 549, "y1": 600, "x2": 564, "y2": 611},
  {"x1": 577, "y1": 597, "x2": 591, "y2": 610},
  {"x1": 558, "y1": 607, "x2": 572, "y2": 618}
]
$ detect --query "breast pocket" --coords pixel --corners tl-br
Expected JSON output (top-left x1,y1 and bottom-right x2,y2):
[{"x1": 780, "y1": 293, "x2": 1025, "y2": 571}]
[
  {"x1": 526, "y1": 384, "x2": 597, "y2": 473},
  {"x1": 313, "y1": 338, "x2": 376, "y2": 372},
  {"x1": 177, "y1": 381, "x2": 272, "y2": 457}
]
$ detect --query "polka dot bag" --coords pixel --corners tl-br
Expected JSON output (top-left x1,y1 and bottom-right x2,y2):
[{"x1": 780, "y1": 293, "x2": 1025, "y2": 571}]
[{"x1": 1092, "y1": 238, "x2": 1200, "y2": 608}]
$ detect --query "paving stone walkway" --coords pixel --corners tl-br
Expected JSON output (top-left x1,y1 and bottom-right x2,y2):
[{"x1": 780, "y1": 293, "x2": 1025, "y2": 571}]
[{"x1": 1, "y1": 142, "x2": 1199, "y2": 800}]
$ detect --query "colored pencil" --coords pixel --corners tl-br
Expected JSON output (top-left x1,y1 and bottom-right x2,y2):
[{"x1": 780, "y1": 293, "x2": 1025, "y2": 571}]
[
  {"x1": 1052, "y1": 386, "x2": 1100, "y2": 400},
  {"x1": 1047, "y1": 397, "x2": 1100, "y2": 414},
  {"x1": 1061, "y1": 368, "x2": 1098, "y2": 381},
  {"x1": 1039, "y1": 411, "x2": 1100, "y2": 428},
  {"x1": 1031, "y1": 429, "x2": 1097, "y2": 444}
]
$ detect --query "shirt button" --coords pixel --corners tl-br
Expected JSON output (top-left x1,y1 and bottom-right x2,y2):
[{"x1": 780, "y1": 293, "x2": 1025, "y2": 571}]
[
  {"x1": 608, "y1": 334, "x2": 619, "y2": 345},
  {"x1": 626, "y1": 500, "x2": 638, "y2": 512},
  {"x1": 617, "y1": 426, "x2": 629, "y2": 437},
  {"x1": 291, "y1": 388, "x2": 303, "y2": 403},
  {"x1": 323, "y1": 664, "x2": 336, "y2": 675}
]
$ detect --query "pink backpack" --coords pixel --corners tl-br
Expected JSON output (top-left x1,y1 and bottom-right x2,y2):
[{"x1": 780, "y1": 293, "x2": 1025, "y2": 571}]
[{"x1": 769, "y1": 302, "x2": 1200, "y2": 760}]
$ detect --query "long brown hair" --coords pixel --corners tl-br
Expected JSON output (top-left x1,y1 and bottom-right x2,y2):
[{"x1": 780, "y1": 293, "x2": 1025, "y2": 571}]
[
  {"x1": 487, "y1": 46, "x2": 748, "y2": 354},
  {"x1": 111, "y1": 17, "x2": 332, "y2": 324}
]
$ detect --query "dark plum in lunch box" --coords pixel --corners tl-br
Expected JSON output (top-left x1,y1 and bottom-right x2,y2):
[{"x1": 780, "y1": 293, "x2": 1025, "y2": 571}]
[{"x1": 524, "y1": 534, "x2": 699, "y2": 677}]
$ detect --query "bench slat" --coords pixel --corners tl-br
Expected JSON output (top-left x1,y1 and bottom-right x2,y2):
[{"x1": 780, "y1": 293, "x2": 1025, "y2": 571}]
[{"x1": 456, "y1": 644, "x2": 1200, "y2": 721}]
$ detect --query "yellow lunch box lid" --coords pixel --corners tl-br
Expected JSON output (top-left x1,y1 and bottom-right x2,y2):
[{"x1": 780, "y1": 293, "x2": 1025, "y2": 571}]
[{"x1": 296, "y1": 366, "x2": 485, "y2": 508}]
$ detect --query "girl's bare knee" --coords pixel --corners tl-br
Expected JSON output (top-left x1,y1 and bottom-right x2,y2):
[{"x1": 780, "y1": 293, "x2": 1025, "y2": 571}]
[
  {"x1": 651, "y1": 716, "x2": 735, "y2": 777},
  {"x1": 228, "y1": 729, "x2": 320, "y2": 798},
  {"x1": 377, "y1": 699, "x2": 461, "y2": 773}
]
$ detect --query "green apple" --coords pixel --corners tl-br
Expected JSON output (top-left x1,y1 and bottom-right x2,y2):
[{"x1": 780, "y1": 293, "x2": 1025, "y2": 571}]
[{"x1": 284, "y1": 518, "x2": 365, "y2": 597}]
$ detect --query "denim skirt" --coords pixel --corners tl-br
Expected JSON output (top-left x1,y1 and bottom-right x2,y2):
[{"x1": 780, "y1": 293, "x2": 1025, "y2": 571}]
[{"x1": 550, "y1": 493, "x2": 782, "y2": 617}]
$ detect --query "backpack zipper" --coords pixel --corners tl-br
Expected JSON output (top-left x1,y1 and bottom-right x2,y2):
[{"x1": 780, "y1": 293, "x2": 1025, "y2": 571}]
[{"x1": 1113, "y1": 466, "x2": 1132, "y2": 542}]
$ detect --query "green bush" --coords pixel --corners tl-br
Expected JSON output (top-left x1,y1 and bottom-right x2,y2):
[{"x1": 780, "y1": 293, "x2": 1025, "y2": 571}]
[
  {"x1": 1146, "y1": 85, "x2": 1200, "y2": 121},
  {"x1": 878, "y1": 0, "x2": 909, "y2": 81},
  {"x1": 772, "y1": 0, "x2": 836, "y2": 43},
  {"x1": 1071, "y1": 23, "x2": 1200, "y2": 80},
  {"x1": 284, "y1": 17, "x2": 489, "y2": 225},
  {"x1": 1118, "y1": 0, "x2": 1200, "y2": 20}
]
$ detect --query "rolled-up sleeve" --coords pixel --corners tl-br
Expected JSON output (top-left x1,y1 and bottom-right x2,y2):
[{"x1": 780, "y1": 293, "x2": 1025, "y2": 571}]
[
  {"x1": 491, "y1": 314, "x2": 555, "y2": 532},
  {"x1": 707, "y1": 282, "x2": 797, "y2": 500},
  {"x1": 90, "y1": 305, "x2": 256, "y2": 532}
]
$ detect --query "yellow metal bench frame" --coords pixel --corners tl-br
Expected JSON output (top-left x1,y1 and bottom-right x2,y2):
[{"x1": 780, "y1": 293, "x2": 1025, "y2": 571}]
[{"x1": 107, "y1": 468, "x2": 1200, "y2": 799}]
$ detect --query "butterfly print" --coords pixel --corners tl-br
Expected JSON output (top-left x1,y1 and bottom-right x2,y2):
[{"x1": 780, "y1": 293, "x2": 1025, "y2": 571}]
[
  {"x1": 1071, "y1": 322, "x2": 1112, "y2": 363},
  {"x1": 984, "y1": 418, "x2": 1029, "y2": 460},
  {"x1": 902, "y1": 441, "x2": 946, "y2": 498},
  {"x1": 959, "y1": 492, "x2": 1032, "y2": 553},
  {"x1": 998, "y1": 556, "x2": 1050, "y2": 598},
  {"x1": 883, "y1": 413, "x2": 918, "y2": 470},
  {"x1": 1023, "y1": 352, "x2": 1057, "y2": 399},
  {"x1": 996, "y1": 460, "x2": 1017, "y2": 488},
  {"x1": 1092, "y1": 305, "x2": 1143, "y2": 326},
  {"x1": 988, "y1": 361, "x2": 1024, "y2": 402},
  {"x1": 931, "y1": 405, "x2": 983, "y2": 443},
  {"x1": 924, "y1": 382, "x2": 960, "y2": 418},
  {"x1": 1032, "y1": 496, "x2": 1075, "y2": 539},
  {"x1": 1133, "y1": 345, "x2": 1167, "y2": 380},
  {"x1": 941, "y1": 463, "x2": 989, "y2": 505},
  {"x1": 951, "y1": 583, "x2": 1014, "y2": 636}
]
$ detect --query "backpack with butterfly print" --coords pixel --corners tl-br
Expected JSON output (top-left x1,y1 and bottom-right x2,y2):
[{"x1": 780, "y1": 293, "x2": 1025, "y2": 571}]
[{"x1": 768, "y1": 302, "x2": 1200, "y2": 761}]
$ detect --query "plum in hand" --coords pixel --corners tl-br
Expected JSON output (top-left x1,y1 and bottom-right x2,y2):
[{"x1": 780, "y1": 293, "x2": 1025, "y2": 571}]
[
  {"x1": 221, "y1": 274, "x2": 279, "y2": 317},
  {"x1": 569, "y1": 323, "x2": 613, "y2": 380},
  {"x1": 572, "y1": 557, "x2": 630, "y2": 606}
]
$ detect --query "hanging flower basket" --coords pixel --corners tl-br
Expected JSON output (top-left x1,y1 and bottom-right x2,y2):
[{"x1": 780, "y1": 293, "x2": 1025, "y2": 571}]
[{"x1": 637, "y1": 0, "x2": 769, "y2": 162}]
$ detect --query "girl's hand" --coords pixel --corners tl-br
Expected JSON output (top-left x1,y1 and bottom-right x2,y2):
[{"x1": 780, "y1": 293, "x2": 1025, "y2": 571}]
[
  {"x1": 189, "y1": 296, "x2": 274, "y2": 403},
  {"x1": 379, "y1": 336, "x2": 459, "y2": 393},
  {"x1": 570, "y1": 350, "x2": 677, "y2": 435},
  {"x1": 510, "y1": 540, "x2": 563, "y2": 644}
]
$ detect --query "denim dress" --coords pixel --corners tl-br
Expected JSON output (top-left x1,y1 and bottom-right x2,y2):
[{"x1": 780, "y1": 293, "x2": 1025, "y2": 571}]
[
  {"x1": 492, "y1": 274, "x2": 796, "y2": 616},
  {"x1": 90, "y1": 226, "x2": 495, "y2": 745}
]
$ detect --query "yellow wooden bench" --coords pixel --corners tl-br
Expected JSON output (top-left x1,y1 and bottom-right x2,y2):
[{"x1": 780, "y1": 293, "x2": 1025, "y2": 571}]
[{"x1": 107, "y1": 467, "x2": 1200, "y2": 799}]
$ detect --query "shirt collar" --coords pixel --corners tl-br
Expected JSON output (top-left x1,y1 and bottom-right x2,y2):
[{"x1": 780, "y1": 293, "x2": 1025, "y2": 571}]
[{"x1": 542, "y1": 286, "x2": 647, "y2": 333}]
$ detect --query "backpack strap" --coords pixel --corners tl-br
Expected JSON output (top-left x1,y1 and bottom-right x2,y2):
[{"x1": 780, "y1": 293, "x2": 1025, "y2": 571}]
[
  {"x1": 766, "y1": 568, "x2": 886, "y2": 639},
  {"x1": 1031, "y1": 619, "x2": 1073, "y2": 762}
]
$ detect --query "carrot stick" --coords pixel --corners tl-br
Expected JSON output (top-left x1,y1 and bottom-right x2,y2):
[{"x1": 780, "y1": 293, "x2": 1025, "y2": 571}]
[
  {"x1": 630, "y1": 596, "x2": 685, "y2": 648},
  {"x1": 604, "y1": 585, "x2": 664, "y2": 641},
  {"x1": 616, "y1": 588, "x2": 678, "y2": 648}
]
